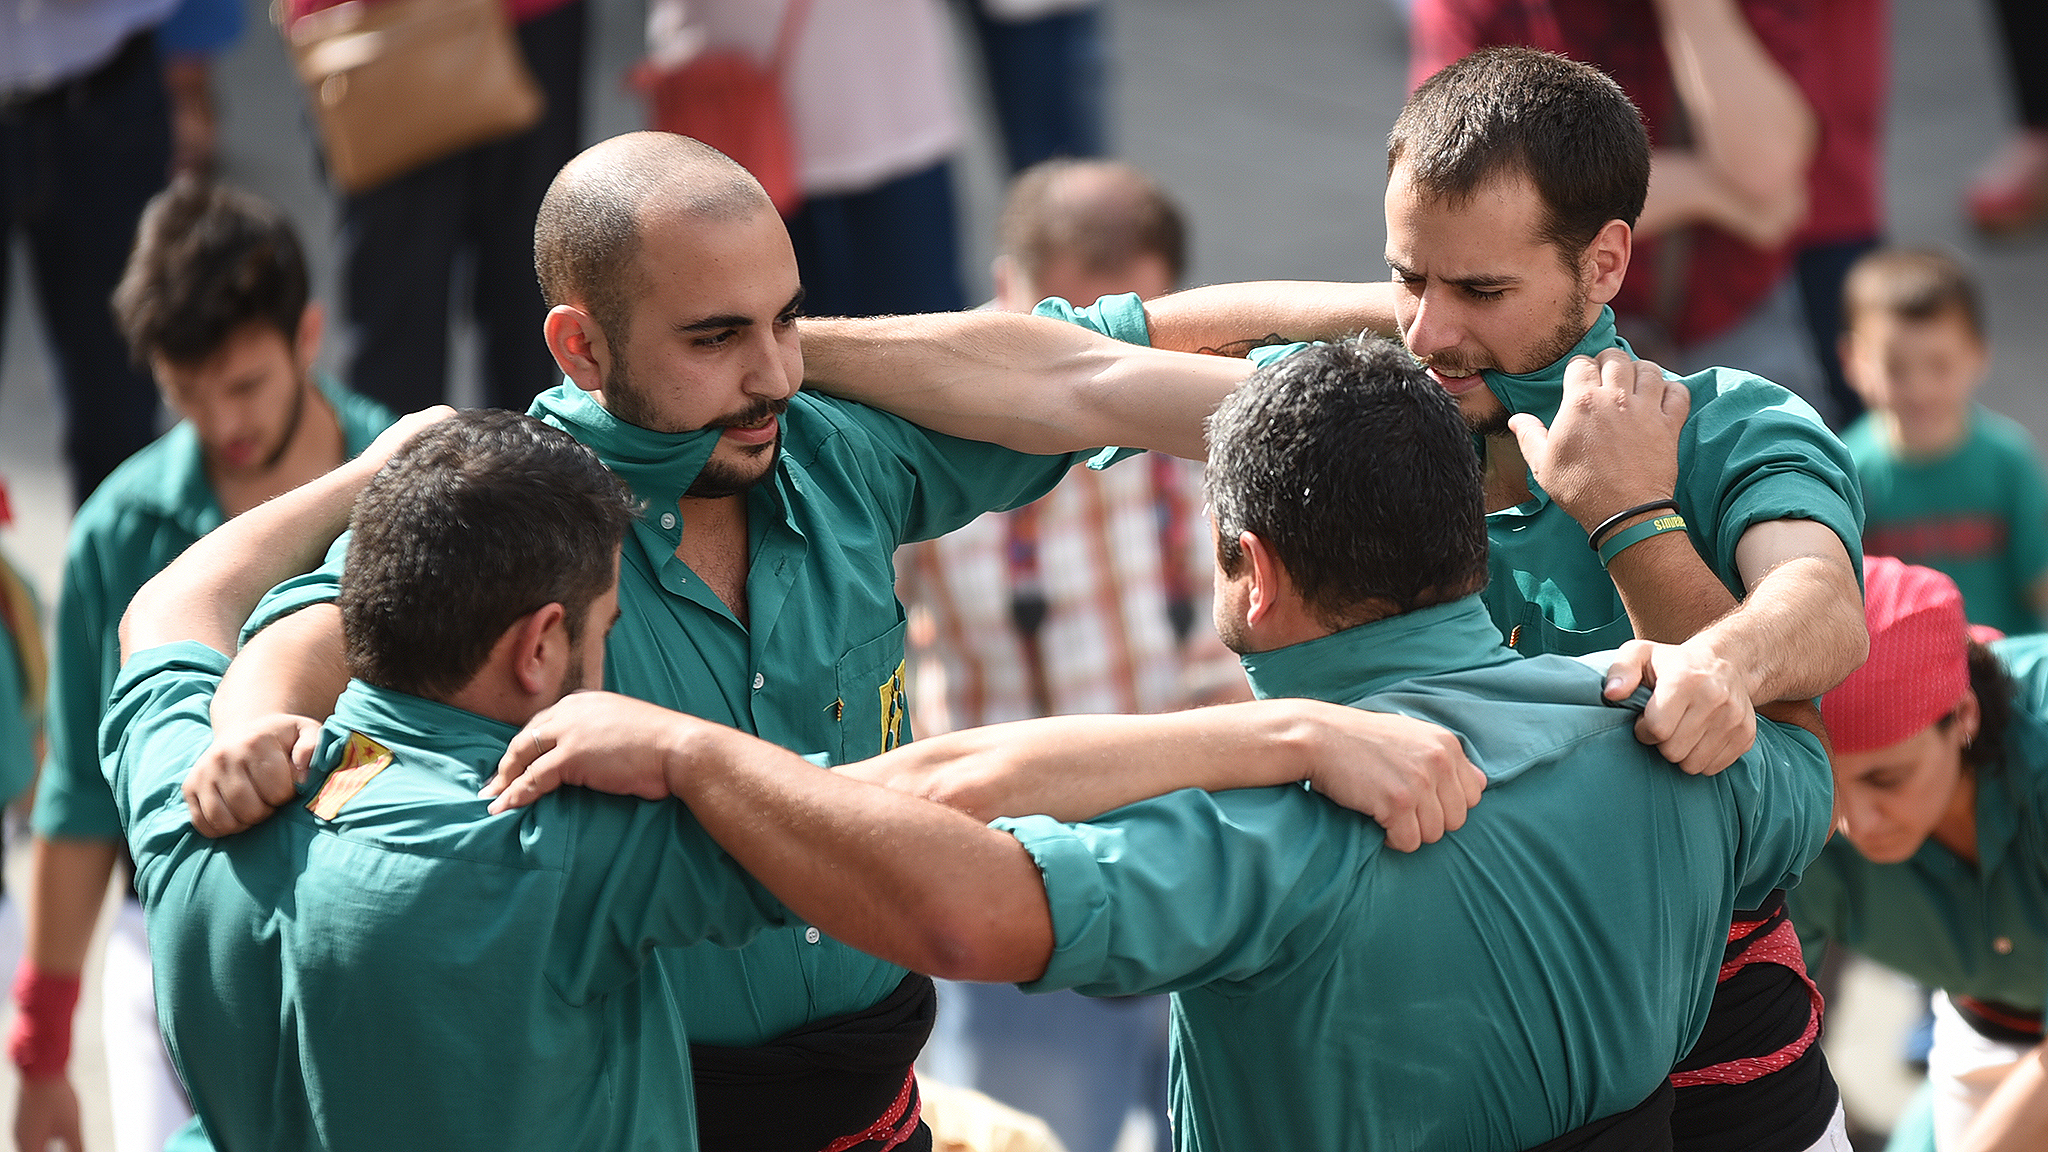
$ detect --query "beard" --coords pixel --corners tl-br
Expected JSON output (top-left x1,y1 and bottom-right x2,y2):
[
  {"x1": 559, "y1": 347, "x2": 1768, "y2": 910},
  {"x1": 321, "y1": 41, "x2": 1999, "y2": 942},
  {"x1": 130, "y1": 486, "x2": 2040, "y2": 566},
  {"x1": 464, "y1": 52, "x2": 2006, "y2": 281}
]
[
  {"x1": 601, "y1": 354, "x2": 789, "y2": 497},
  {"x1": 1421, "y1": 276, "x2": 1591, "y2": 438},
  {"x1": 598, "y1": 349, "x2": 687, "y2": 434}
]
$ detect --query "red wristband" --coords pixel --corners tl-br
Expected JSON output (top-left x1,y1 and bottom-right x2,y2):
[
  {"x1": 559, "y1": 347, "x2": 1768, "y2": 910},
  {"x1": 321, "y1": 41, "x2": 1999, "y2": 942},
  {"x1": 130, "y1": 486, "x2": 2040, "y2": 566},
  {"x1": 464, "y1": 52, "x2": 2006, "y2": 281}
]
[{"x1": 8, "y1": 961, "x2": 81, "y2": 1080}]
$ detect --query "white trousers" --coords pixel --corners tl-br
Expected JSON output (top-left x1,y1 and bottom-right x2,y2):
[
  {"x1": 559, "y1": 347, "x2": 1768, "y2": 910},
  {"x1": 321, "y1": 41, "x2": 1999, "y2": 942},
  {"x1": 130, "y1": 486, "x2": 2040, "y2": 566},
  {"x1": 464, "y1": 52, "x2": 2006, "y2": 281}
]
[
  {"x1": 102, "y1": 901, "x2": 190, "y2": 1152},
  {"x1": 1927, "y1": 991, "x2": 2034, "y2": 1152}
]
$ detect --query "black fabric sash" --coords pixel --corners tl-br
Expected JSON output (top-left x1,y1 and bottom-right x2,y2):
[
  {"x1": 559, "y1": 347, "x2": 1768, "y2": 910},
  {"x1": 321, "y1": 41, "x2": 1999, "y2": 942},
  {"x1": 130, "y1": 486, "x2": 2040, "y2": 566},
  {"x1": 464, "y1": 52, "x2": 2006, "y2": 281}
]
[
  {"x1": 1523, "y1": 1081, "x2": 1675, "y2": 1152},
  {"x1": 690, "y1": 973, "x2": 936, "y2": 1152},
  {"x1": 1671, "y1": 894, "x2": 1839, "y2": 1152}
]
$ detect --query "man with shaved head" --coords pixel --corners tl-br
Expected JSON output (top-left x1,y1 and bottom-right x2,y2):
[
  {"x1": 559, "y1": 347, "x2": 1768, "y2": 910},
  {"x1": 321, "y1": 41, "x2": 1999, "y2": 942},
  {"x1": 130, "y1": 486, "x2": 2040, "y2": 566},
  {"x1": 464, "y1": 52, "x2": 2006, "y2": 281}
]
[{"x1": 197, "y1": 132, "x2": 1487, "y2": 1150}]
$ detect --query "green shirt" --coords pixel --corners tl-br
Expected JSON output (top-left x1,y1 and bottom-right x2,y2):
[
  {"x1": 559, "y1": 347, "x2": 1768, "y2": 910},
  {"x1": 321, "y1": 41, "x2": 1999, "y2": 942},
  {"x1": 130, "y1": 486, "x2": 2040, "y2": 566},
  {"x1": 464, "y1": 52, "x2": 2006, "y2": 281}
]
[
  {"x1": 37, "y1": 375, "x2": 393, "y2": 842},
  {"x1": 103, "y1": 642, "x2": 789, "y2": 1151},
  {"x1": 248, "y1": 381, "x2": 1092, "y2": 1045},
  {"x1": 0, "y1": 553, "x2": 39, "y2": 807},
  {"x1": 1844, "y1": 405, "x2": 2048, "y2": 637},
  {"x1": 995, "y1": 596, "x2": 1834, "y2": 1151},
  {"x1": 1790, "y1": 634, "x2": 2048, "y2": 1010},
  {"x1": 1229, "y1": 304, "x2": 1865, "y2": 657}
]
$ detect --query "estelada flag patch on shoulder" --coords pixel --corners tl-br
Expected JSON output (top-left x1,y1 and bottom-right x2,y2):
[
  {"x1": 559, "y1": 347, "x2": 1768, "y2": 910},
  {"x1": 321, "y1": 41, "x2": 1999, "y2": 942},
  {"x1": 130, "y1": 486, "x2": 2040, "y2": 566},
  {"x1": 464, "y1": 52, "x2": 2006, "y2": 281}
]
[{"x1": 307, "y1": 732, "x2": 394, "y2": 821}]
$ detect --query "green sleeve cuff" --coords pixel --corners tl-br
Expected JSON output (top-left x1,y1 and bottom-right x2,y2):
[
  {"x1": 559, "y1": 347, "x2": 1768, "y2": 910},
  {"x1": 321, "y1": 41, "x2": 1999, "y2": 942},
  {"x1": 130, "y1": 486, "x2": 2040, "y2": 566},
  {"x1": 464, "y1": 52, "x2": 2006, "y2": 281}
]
[
  {"x1": 1031, "y1": 293, "x2": 1153, "y2": 346},
  {"x1": 992, "y1": 814, "x2": 1121, "y2": 995},
  {"x1": 239, "y1": 534, "x2": 350, "y2": 647}
]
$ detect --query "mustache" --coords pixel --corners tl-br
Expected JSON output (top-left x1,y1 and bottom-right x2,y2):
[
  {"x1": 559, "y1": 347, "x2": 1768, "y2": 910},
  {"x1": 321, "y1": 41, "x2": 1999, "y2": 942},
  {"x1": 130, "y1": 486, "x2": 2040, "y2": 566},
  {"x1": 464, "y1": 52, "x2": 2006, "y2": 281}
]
[
  {"x1": 1416, "y1": 351, "x2": 1478, "y2": 376},
  {"x1": 710, "y1": 398, "x2": 791, "y2": 429}
]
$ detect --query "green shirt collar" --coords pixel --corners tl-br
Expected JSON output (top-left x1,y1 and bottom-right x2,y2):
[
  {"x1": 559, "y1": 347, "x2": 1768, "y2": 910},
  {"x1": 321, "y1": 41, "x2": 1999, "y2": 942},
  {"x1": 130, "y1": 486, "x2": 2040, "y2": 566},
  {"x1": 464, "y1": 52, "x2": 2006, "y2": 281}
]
[
  {"x1": 1239, "y1": 595, "x2": 1518, "y2": 705},
  {"x1": 330, "y1": 680, "x2": 517, "y2": 769},
  {"x1": 1479, "y1": 306, "x2": 1629, "y2": 425},
  {"x1": 529, "y1": 382, "x2": 721, "y2": 531}
]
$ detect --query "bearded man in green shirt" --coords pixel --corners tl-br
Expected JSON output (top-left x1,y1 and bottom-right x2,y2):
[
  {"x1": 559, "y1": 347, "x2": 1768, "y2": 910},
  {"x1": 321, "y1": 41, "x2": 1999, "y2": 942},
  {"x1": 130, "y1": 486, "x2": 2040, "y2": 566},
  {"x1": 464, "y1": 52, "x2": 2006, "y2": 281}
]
[{"x1": 486, "y1": 338, "x2": 1837, "y2": 1152}]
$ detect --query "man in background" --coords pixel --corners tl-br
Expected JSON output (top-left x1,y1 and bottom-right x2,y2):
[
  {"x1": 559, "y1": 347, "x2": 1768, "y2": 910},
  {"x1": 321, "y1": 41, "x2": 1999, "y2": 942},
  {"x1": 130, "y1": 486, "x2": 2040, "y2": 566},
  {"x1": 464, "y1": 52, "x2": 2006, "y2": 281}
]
[
  {"x1": 903, "y1": 158, "x2": 1230, "y2": 1152},
  {"x1": 10, "y1": 179, "x2": 392, "y2": 1152}
]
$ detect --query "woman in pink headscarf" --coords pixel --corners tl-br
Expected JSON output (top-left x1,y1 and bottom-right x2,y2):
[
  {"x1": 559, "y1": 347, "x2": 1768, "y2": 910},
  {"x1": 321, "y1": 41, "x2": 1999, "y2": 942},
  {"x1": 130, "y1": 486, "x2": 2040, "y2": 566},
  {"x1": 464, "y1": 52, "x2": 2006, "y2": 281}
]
[{"x1": 1790, "y1": 555, "x2": 2048, "y2": 1152}]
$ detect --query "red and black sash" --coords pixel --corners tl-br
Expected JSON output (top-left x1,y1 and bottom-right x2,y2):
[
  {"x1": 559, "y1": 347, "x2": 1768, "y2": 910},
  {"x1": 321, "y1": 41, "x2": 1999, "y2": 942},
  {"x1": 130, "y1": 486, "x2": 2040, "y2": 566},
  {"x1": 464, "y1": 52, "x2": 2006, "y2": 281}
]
[
  {"x1": 690, "y1": 973, "x2": 936, "y2": 1152},
  {"x1": 1669, "y1": 893, "x2": 1840, "y2": 1152}
]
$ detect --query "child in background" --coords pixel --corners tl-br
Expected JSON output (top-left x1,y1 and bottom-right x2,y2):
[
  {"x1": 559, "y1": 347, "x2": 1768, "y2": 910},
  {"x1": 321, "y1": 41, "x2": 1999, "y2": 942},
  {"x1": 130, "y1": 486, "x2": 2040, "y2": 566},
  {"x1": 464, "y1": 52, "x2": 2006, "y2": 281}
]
[{"x1": 1840, "y1": 248, "x2": 2048, "y2": 635}]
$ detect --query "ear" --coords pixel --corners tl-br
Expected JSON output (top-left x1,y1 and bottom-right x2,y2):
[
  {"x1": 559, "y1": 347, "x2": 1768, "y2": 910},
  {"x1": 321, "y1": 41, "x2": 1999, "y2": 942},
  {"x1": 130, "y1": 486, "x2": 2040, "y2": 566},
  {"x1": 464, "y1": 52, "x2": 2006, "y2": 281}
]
[
  {"x1": 295, "y1": 301, "x2": 325, "y2": 367},
  {"x1": 990, "y1": 255, "x2": 1027, "y2": 313},
  {"x1": 1239, "y1": 530, "x2": 1290, "y2": 628},
  {"x1": 1583, "y1": 219, "x2": 1632, "y2": 308},
  {"x1": 545, "y1": 305, "x2": 609, "y2": 395},
  {"x1": 1954, "y1": 687, "x2": 1983, "y2": 748},
  {"x1": 508, "y1": 602, "x2": 569, "y2": 697}
]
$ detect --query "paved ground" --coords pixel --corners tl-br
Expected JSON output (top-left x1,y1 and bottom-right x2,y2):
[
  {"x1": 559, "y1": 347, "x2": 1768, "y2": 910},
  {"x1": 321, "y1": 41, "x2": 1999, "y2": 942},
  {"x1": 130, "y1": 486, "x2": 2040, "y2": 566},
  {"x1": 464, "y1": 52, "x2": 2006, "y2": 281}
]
[{"x1": 0, "y1": 0, "x2": 2042, "y2": 1146}]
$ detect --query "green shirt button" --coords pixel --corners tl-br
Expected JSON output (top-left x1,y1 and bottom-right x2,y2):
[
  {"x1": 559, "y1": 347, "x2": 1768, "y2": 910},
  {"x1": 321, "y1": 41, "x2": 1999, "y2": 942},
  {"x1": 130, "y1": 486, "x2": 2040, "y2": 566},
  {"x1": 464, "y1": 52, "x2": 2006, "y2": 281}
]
[
  {"x1": 1996, "y1": 936, "x2": 2014, "y2": 954},
  {"x1": 805, "y1": 927, "x2": 820, "y2": 944},
  {"x1": 752, "y1": 673, "x2": 765, "y2": 690}
]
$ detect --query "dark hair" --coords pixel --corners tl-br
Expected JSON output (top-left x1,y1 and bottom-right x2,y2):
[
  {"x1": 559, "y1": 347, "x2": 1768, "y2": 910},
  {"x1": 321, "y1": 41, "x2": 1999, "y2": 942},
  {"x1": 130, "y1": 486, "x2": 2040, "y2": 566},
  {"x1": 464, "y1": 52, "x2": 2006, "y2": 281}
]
[
  {"x1": 339, "y1": 410, "x2": 640, "y2": 700},
  {"x1": 1842, "y1": 247, "x2": 1986, "y2": 340},
  {"x1": 1945, "y1": 639, "x2": 2017, "y2": 774},
  {"x1": 1388, "y1": 47, "x2": 1650, "y2": 264},
  {"x1": 1000, "y1": 159, "x2": 1188, "y2": 284},
  {"x1": 534, "y1": 132, "x2": 770, "y2": 348},
  {"x1": 1204, "y1": 338, "x2": 1487, "y2": 627},
  {"x1": 111, "y1": 176, "x2": 310, "y2": 366}
]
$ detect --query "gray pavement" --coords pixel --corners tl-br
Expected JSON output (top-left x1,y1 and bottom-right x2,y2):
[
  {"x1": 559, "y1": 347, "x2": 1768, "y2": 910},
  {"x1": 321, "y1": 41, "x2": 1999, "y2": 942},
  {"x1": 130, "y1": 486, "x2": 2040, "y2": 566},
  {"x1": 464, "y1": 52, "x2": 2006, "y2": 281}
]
[{"x1": 0, "y1": 0, "x2": 2042, "y2": 1146}]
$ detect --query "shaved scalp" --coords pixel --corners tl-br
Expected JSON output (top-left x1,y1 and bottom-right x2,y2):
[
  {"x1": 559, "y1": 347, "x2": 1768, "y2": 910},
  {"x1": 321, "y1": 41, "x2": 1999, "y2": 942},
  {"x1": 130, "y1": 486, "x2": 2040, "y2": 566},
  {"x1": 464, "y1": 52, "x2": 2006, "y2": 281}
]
[
  {"x1": 533, "y1": 132, "x2": 775, "y2": 345},
  {"x1": 1001, "y1": 158, "x2": 1187, "y2": 283}
]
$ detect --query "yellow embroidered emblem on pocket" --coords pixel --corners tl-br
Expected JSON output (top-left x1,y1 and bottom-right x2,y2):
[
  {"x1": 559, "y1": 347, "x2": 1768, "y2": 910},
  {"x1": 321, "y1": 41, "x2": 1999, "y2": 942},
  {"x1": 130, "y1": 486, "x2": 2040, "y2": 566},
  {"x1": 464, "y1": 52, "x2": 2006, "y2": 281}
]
[
  {"x1": 878, "y1": 660, "x2": 907, "y2": 753},
  {"x1": 306, "y1": 732, "x2": 394, "y2": 821}
]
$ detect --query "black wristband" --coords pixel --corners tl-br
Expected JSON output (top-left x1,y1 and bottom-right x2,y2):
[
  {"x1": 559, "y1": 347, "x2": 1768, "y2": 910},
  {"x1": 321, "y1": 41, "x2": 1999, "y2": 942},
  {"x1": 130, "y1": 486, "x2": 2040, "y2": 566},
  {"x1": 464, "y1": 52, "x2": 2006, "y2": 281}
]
[{"x1": 1587, "y1": 498, "x2": 1680, "y2": 552}]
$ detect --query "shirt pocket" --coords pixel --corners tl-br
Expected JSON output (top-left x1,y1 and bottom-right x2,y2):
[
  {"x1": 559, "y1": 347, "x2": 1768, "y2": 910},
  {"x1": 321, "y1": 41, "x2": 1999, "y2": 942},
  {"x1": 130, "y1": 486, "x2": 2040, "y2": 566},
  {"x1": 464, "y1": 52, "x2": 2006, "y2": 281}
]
[
  {"x1": 832, "y1": 619, "x2": 910, "y2": 764},
  {"x1": 1510, "y1": 601, "x2": 1639, "y2": 658}
]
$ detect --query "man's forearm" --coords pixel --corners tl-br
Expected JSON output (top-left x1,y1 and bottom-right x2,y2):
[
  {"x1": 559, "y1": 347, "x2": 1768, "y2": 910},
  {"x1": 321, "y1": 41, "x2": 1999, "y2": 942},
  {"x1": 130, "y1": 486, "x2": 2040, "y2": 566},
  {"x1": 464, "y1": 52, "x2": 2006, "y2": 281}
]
[
  {"x1": 210, "y1": 604, "x2": 349, "y2": 730},
  {"x1": 838, "y1": 702, "x2": 1324, "y2": 823},
  {"x1": 1956, "y1": 1042, "x2": 2048, "y2": 1152},
  {"x1": 798, "y1": 312, "x2": 1247, "y2": 460},
  {"x1": 1606, "y1": 522, "x2": 1864, "y2": 705},
  {"x1": 119, "y1": 458, "x2": 377, "y2": 661},
  {"x1": 1652, "y1": 0, "x2": 1814, "y2": 216},
  {"x1": 1142, "y1": 281, "x2": 1401, "y2": 356},
  {"x1": 22, "y1": 838, "x2": 119, "y2": 976},
  {"x1": 669, "y1": 723, "x2": 1055, "y2": 982},
  {"x1": 1701, "y1": 552, "x2": 1867, "y2": 705}
]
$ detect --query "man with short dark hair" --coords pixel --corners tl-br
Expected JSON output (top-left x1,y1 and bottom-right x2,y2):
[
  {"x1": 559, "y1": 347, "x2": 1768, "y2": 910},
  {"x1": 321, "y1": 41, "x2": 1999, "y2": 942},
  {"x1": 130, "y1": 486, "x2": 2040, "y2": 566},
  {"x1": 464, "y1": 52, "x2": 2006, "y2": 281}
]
[
  {"x1": 10, "y1": 177, "x2": 393, "y2": 1152},
  {"x1": 487, "y1": 337, "x2": 1836, "y2": 1152},
  {"x1": 102, "y1": 408, "x2": 805, "y2": 1150}
]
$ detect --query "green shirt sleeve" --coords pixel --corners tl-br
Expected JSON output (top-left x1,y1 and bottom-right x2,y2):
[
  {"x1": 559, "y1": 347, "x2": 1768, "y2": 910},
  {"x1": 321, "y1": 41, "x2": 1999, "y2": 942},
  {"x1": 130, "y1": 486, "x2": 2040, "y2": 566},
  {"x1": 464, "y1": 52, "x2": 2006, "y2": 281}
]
[
  {"x1": 35, "y1": 532, "x2": 127, "y2": 840},
  {"x1": 1724, "y1": 717, "x2": 1836, "y2": 912},
  {"x1": 240, "y1": 534, "x2": 350, "y2": 647},
  {"x1": 97, "y1": 642, "x2": 231, "y2": 887},
  {"x1": 544, "y1": 793, "x2": 791, "y2": 1003},
  {"x1": 802, "y1": 399, "x2": 1096, "y2": 548},
  {"x1": 1028, "y1": 293, "x2": 1154, "y2": 346},
  {"x1": 0, "y1": 602, "x2": 34, "y2": 808},
  {"x1": 1678, "y1": 372, "x2": 1866, "y2": 596},
  {"x1": 996, "y1": 785, "x2": 1370, "y2": 998}
]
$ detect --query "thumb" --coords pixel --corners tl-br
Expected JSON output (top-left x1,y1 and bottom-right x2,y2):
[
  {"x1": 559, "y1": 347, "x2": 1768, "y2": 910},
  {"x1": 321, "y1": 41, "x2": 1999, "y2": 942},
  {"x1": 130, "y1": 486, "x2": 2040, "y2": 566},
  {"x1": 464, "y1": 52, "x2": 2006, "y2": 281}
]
[
  {"x1": 1506, "y1": 412, "x2": 1549, "y2": 465},
  {"x1": 291, "y1": 721, "x2": 321, "y2": 785},
  {"x1": 1603, "y1": 640, "x2": 1656, "y2": 700}
]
